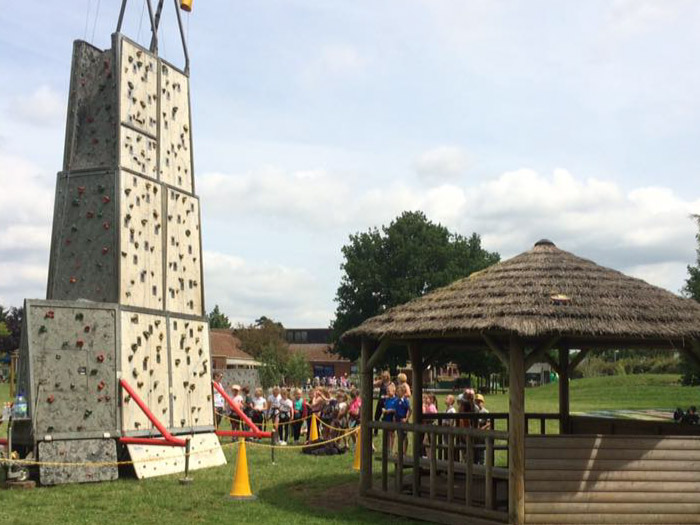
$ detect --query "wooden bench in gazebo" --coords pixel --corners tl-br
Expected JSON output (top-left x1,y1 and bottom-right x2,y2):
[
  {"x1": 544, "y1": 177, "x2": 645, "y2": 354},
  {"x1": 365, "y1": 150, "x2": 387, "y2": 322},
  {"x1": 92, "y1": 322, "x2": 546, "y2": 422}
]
[{"x1": 343, "y1": 239, "x2": 700, "y2": 525}]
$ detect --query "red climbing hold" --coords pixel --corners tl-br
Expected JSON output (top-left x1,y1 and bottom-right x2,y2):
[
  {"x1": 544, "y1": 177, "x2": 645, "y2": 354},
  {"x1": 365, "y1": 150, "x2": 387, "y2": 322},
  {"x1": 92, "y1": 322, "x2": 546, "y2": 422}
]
[
  {"x1": 69, "y1": 277, "x2": 77, "y2": 284},
  {"x1": 77, "y1": 186, "x2": 86, "y2": 195},
  {"x1": 97, "y1": 380, "x2": 106, "y2": 391},
  {"x1": 84, "y1": 326, "x2": 91, "y2": 333},
  {"x1": 86, "y1": 211, "x2": 95, "y2": 219},
  {"x1": 96, "y1": 353, "x2": 105, "y2": 363},
  {"x1": 76, "y1": 339, "x2": 84, "y2": 348},
  {"x1": 45, "y1": 311, "x2": 54, "y2": 319},
  {"x1": 103, "y1": 222, "x2": 110, "y2": 230},
  {"x1": 102, "y1": 246, "x2": 109, "y2": 255},
  {"x1": 102, "y1": 195, "x2": 111, "y2": 204},
  {"x1": 47, "y1": 395, "x2": 55, "y2": 404}
]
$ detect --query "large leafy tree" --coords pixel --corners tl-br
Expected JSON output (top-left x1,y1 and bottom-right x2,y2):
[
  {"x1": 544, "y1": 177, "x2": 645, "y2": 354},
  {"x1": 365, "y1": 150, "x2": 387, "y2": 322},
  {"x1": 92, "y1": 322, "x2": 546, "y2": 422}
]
[
  {"x1": 0, "y1": 306, "x2": 23, "y2": 354},
  {"x1": 207, "y1": 304, "x2": 231, "y2": 329},
  {"x1": 682, "y1": 215, "x2": 700, "y2": 385},
  {"x1": 331, "y1": 211, "x2": 499, "y2": 365}
]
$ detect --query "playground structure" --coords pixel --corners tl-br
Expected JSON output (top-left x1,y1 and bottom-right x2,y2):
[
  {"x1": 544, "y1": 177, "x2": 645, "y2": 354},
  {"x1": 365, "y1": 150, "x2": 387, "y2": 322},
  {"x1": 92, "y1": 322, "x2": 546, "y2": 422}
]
[{"x1": 7, "y1": 0, "x2": 236, "y2": 485}]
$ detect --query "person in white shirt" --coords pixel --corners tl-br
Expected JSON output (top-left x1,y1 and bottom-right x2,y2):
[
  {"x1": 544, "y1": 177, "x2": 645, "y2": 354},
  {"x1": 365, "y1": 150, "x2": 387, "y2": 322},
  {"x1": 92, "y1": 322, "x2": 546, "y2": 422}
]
[
  {"x1": 251, "y1": 387, "x2": 267, "y2": 427},
  {"x1": 267, "y1": 386, "x2": 282, "y2": 434},
  {"x1": 213, "y1": 372, "x2": 225, "y2": 428},
  {"x1": 278, "y1": 388, "x2": 293, "y2": 445}
]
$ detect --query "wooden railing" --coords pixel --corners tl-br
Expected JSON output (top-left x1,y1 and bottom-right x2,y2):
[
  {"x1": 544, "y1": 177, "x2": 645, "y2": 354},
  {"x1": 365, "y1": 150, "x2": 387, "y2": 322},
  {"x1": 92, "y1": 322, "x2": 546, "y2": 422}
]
[
  {"x1": 423, "y1": 412, "x2": 561, "y2": 435},
  {"x1": 367, "y1": 420, "x2": 510, "y2": 523}
]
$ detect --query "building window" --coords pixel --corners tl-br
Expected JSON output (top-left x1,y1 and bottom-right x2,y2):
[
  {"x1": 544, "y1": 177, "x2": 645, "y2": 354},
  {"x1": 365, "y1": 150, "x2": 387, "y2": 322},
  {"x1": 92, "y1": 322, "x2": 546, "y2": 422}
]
[{"x1": 313, "y1": 365, "x2": 334, "y2": 378}]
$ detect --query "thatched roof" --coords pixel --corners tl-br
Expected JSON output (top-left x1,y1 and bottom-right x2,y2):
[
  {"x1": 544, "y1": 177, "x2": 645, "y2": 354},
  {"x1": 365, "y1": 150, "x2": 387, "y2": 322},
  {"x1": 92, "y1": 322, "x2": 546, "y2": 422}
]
[{"x1": 343, "y1": 240, "x2": 700, "y2": 346}]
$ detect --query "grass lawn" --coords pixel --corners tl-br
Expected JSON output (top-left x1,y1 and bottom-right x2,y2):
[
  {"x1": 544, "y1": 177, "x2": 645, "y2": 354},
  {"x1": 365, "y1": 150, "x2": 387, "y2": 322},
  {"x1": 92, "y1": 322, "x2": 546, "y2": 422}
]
[{"x1": 0, "y1": 374, "x2": 698, "y2": 524}]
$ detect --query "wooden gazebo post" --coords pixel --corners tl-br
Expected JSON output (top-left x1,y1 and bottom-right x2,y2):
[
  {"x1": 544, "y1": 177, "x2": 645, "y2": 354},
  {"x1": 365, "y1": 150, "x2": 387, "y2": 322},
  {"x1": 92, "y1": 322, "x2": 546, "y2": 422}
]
[
  {"x1": 558, "y1": 346, "x2": 570, "y2": 434},
  {"x1": 509, "y1": 334, "x2": 525, "y2": 525},
  {"x1": 409, "y1": 342, "x2": 423, "y2": 496},
  {"x1": 359, "y1": 337, "x2": 374, "y2": 496}
]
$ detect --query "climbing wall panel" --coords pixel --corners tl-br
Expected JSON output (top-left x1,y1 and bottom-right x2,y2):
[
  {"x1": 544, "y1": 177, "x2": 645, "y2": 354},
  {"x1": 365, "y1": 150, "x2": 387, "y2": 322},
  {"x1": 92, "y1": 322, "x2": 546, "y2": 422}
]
[
  {"x1": 48, "y1": 172, "x2": 117, "y2": 303},
  {"x1": 119, "y1": 171, "x2": 164, "y2": 309},
  {"x1": 119, "y1": 126, "x2": 158, "y2": 178},
  {"x1": 119, "y1": 40, "x2": 157, "y2": 137},
  {"x1": 39, "y1": 439, "x2": 118, "y2": 485},
  {"x1": 168, "y1": 318, "x2": 213, "y2": 430},
  {"x1": 64, "y1": 42, "x2": 117, "y2": 171},
  {"x1": 119, "y1": 310, "x2": 170, "y2": 433},
  {"x1": 159, "y1": 62, "x2": 192, "y2": 193},
  {"x1": 165, "y1": 189, "x2": 202, "y2": 315},
  {"x1": 23, "y1": 301, "x2": 118, "y2": 438},
  {"x1": 127, "y1": 432, "x2": 225, "y2": 479}
]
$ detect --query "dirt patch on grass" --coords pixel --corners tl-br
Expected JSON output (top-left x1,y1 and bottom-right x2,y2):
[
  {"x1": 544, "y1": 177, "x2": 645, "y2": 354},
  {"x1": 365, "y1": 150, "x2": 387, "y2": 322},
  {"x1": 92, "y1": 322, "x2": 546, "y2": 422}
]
[{"x1": 292, "y1": 481, "x2": 358, "y2": 512}]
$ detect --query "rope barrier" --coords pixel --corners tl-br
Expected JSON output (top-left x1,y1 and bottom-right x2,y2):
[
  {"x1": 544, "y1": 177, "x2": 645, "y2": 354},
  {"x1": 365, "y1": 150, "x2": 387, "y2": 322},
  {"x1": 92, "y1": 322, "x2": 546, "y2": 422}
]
[{"x1": 0, "y1": 427, "x2": 361, "y2": 468}]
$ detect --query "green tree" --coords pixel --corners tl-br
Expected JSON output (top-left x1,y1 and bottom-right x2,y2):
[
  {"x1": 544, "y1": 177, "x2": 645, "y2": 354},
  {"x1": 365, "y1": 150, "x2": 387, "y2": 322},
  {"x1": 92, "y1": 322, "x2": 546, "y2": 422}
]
[
  {"x1": 682, "y1": 215, "x2": 700, "y2": 385},
  {"x1": 234, "y1": 316, "x2": 288, "y2": 362},
  {"x1": 0, "y1": 306, "x2": 23, "y2": 353},
  {"x1": 258, "y1": 344, "x2": 285, "y2": 389},
  {"x1": 285, "y1": 352, "x2": 312, "y2": 386},
  {"x1": 331, "y1": 211, "x2": 499, "y2": 365},
  {"x1": 207, "y1": 305, "x2": 231, "y2": 329},
  {"x1": 0, "y1": 322, "x2": 9, "y2": 338}
]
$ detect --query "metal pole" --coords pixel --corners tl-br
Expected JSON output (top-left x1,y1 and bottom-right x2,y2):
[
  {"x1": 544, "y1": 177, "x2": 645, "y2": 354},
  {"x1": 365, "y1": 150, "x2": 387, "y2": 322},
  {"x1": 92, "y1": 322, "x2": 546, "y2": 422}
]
[
  {"x1": 149, "y1": 0, "x2": 165, "y2": 51},
  {"x1": 271, "y1": 430, "x2": 276, "y2": 465},
  {"x1": 116, "y1": 0, "x2": 129, "y2": 33},
  {"x1": 173, "y1": 0, "x2": 191, "y2": 74},
  {"x1": 179, "y1": 437, "x2": 193, "y2": 484}
]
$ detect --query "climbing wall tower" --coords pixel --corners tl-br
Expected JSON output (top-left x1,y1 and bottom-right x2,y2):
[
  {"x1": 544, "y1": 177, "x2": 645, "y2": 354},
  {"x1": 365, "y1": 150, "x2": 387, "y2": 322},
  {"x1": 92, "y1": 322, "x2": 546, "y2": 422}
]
[{"x1": 14, "y1": 5, "x2": 226, "y2": 484}]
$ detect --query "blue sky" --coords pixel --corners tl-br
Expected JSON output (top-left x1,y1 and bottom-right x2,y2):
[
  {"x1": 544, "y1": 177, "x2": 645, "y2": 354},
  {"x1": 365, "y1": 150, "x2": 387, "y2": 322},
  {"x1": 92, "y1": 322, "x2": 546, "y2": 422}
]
[{"x1": 1, "y1": 1, "x2": 699, "y2": 326}]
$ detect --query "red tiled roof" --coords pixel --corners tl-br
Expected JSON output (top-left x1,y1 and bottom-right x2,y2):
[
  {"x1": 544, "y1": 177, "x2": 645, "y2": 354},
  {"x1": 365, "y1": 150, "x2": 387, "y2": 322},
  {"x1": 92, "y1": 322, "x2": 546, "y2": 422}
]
[
  {"x1": 289, "y1": 343, "x2": 351, "y2": 363},
  {"x1": 210, "y1": 329, "x2": 256, "y2": 360}
]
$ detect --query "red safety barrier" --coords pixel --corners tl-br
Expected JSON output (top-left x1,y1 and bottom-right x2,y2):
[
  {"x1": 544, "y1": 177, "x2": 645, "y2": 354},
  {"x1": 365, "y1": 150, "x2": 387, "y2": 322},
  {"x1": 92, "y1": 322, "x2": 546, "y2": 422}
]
[
  {"x1": 0, "y1": 438, "x2": 7, "y2": 446},
  {"x1": 212, "y1": 381, "x2": 271, "y2": 439},
  {"x1": 119, "y1": 379, "x2": 186, "y2": 447}
]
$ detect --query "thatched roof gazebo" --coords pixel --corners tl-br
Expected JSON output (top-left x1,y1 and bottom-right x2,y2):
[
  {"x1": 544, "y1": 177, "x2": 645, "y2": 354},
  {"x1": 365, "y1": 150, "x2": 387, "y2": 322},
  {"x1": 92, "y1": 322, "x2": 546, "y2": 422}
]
[{"x1": 345, "y1": 240, "x2": 700, "y2": 525}]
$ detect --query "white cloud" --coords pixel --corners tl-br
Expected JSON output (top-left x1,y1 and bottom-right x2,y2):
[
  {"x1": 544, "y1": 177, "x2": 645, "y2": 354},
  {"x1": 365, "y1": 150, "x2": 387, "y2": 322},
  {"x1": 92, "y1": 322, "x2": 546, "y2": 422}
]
[
  {"x1": 203, "y1": 251, "x2": 332, "y2": 326},
  {"x1": 9, "y1": 85, "x2": 65, "y2": 126},
  {"x1": 199, "y1": 165, "x2": 700, "y2": 296},
  {"x1": 300, "y1": 44, "x2": 367, "y2": 87},
  {"x1": 414, "y1": 146, "x2": 470, "y2": 182},
  {"x1": 607, "y1": 0, "x2": 690, "y2": 35}
]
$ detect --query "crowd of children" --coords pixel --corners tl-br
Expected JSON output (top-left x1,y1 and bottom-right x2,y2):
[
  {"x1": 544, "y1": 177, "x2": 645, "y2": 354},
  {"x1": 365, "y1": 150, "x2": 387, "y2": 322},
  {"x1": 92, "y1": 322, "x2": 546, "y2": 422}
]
[{"x1": 213, "y1": 372, "x2": 361, "y2": 447}]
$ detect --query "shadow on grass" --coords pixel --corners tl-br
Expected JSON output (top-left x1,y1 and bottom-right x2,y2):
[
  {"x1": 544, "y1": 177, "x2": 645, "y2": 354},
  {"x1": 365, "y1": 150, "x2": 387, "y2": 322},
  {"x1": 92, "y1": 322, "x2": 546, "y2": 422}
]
[{"x1": 257, "y1": 472, "x2": 420, "y2": 524}]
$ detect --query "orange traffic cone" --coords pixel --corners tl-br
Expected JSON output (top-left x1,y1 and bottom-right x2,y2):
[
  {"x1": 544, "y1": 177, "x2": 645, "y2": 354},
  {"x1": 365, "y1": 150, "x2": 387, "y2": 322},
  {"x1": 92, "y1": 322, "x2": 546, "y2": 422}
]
[
  {"x1": 309, "y1": 413, "x2": 319, "y2": 442},
  {"x1": 352, "y1": 432, "x2": 361, "y2": 471},
  {"x1": 229, "y1": 439, "x2": 255, "y2": 500}
]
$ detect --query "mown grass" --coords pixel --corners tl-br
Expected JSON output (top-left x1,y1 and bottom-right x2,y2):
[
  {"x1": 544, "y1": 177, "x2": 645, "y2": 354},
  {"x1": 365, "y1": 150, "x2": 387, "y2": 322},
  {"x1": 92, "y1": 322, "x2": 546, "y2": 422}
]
[{"x1": 0, "y1": 375, "x2": 698, "y2": 524}]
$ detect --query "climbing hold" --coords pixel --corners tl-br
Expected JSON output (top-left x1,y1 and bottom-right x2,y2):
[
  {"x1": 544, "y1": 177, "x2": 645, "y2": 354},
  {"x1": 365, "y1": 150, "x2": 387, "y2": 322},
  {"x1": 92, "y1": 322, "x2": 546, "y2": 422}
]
[
  {"x1": 96, "y1": 353, "x2": 105, "y2": 363},
  {"x1": 45, "y1": 311, "x2": 54, "y2": 319},
  {"x1": 102, "y1": 221, "x2": 110, "y2": 230},
  {"x1": 97, "y1": 184, "x2": 105, "y2": 193},
  {"x1": 102, "y1": 246, "x2": 109, "y2": 255},
  {"x1": 84, "y1": 326, "x2": 91, "y2": 333},
  {"x1": 86, "y1": 211, "x2": 95, "y2": 219},
  {"x1": 84, "y1": 409, "x2": 92, "y2": 418},
  {"x1": 102, "y1": 195, "x2": 111, "y2": 204},
  {"x1": 97, "y1": 380, "x2": 106, "y2": 391},
  {"x1": 77, "y1": 186, "x2": 86, "y2": 195},
  {"x1": 75, "y1": 312, "x2": 84, "y2": 321},
  {"x1": 69, "y1": 277, "x2": 77, "y2": 284},
  {"x1": 72, "y1": 198, "x2": 81, "y2": 207},
  {"x1": 76, "y1": 339, "x2": 84, "y2": 347},
  {"x1": 47, "y1": 395, "x2": 55, "y2": 404},
  {"x1": 39, "y1": 325, "x2": 47, "y2": 334}
]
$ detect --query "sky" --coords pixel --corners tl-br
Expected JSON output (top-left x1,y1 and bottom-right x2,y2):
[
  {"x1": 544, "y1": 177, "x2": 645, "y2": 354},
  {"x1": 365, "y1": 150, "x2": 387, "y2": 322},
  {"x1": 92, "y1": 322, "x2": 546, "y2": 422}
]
[{"x1": 1, "y1": 0, "x2": 700, "y2": 327}]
